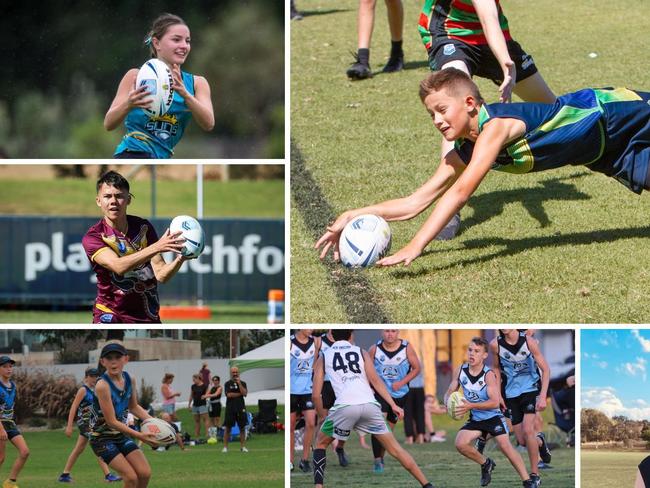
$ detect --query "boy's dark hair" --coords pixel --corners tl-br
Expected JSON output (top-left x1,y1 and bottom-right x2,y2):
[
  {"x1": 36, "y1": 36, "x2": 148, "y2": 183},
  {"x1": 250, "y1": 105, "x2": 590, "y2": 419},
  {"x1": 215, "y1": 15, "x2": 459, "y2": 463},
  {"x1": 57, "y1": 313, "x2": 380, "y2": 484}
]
[
  {"x1": 419, "y1": 68, "x2": 484, "y2": 105},
  {"x1": 145, "y1": 13, "x2": 187, "y2": 58},
  {"x1": 212, "y1": 375, "x2": 220, "y2": 382},
  {"x1": 332, "y1": 329, "x2": 353, "y2": 341},
  {"x1": 470, "y1": 336, "x2": 489, "y2": 352},
  {"x1": 96, "y1": 171, "x2": 131, "y2": 195}
]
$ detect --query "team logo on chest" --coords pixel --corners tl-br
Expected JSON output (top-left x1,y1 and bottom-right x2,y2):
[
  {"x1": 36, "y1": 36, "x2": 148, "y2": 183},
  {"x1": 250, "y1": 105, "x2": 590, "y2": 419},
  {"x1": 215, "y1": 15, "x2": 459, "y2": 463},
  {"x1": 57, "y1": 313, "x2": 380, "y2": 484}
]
[{"x1": 146, "y1": 113, "x2": 179, "y2": 141}]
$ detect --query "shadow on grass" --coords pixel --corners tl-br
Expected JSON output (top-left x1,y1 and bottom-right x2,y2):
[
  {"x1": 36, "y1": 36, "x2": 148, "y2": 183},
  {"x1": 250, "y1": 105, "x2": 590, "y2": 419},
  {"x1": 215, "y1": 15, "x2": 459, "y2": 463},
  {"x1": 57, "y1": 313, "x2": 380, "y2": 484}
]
[{"x1": 299, "y1": 8, "x2": 350, "y2": 18}]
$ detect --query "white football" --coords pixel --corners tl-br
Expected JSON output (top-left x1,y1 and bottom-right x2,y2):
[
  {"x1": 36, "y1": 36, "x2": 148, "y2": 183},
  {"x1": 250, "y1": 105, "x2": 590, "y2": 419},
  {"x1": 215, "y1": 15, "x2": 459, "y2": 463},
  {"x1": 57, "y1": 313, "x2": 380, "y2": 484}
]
[
  {"x1": 135, "y1": 58, "x2": 174, "y2": 117},
  {"x1": 446, "y1": 391, "x2": 466, "y2": 421},
  {"x1": 141, "y1": 418, "x2": 176, "y2": 446},
  {"x1": 169, "y1": 215, "x2": 205, "y2": 258},
  {"x1": 338, "y1": 214, "x2": 391, "y2": 268}
]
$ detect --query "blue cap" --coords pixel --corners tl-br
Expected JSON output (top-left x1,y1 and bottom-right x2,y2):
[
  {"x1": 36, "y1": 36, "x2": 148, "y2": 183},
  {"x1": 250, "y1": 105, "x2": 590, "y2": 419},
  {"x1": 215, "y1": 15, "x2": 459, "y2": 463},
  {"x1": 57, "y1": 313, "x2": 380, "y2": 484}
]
[
  {"x1": 0, "y1": 356, "x2": 15, "y2": 366},
  {"x1": 100, "y1": 343, "x2": 127, "y2": 358},
  {"x1": 85, "y1": 367, "x2": 100, "y2": 377}
]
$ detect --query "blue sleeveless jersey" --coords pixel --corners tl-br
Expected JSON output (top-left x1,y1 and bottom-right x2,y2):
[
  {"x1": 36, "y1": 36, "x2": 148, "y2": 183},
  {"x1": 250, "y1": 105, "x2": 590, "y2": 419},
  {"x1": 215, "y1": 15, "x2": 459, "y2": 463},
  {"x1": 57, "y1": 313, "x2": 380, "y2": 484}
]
[
  {"x1": 290, "y1": 335, "x2": 316, "y2": 395},
  {"x1": 0, "y1": 380, "x2": 16, "y2": 422},
  {"x1": 90, "y1": 371, "x2": 132, "y2": 440},
  {"x1": 497, "y1": 332, "x2": 541, "y2": 399},
  {"x1": 114, "y1": 69, "x2": 195, "y2": 159},
  {"x1": 456, "y1": 88, "x2": 650, "y2": 193},
  {"x1": 373, "y1": 339, "x2": 411, "y2": 399},
  {"x1": 459, "y1": 364, "x2": 502, "y2": 422},
  {"x1": 77, "y1": 384, "x2": 96, "y2": 428}
]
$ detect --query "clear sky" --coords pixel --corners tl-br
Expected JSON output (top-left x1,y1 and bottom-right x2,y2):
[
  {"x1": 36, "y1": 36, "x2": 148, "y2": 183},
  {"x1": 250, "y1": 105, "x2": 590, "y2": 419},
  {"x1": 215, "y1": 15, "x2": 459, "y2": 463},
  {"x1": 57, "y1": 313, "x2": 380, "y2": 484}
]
[{"x1": 582, "y1": 328, "x2": 650, "y2": 420}]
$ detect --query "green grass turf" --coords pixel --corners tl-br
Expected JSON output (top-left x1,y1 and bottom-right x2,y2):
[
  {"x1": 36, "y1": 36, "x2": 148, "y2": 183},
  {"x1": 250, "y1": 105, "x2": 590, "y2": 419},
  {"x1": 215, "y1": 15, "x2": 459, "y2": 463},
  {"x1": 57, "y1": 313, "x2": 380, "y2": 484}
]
[
  {"x1": 581, "y1": 449, "x2": 645, "y2": 487},
  {"x1": 0, "y1": 179, "x2": 284, "y2": 218},
  {"x1": 2, "y1": 407, "x2": 284, "y2": 487},
  {"x1": 0, "y1": 303, "x2": 268, "y2": 324},
  {"x1": 291, "y1": 415, "x2": 574, "y2": 488},
  {"x1": 290, "y1": 0, "x2": 650, "y2": 323}
]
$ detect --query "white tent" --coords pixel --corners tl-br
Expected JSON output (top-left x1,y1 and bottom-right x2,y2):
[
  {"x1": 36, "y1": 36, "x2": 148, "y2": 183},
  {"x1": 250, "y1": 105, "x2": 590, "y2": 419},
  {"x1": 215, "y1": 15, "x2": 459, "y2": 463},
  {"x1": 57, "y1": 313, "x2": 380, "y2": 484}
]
[{"x1": 229, "y1": 338, "x2": 284, "y2": 405}]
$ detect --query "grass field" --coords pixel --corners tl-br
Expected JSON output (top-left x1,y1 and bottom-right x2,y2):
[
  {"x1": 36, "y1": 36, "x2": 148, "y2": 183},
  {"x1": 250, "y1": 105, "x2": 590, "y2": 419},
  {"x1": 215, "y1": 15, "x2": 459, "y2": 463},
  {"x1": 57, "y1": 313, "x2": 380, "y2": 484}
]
[
  {"x1": 291, "y1": 415, "x2": 574, "y2": 488},
  {"x1": 0, "y1": 303, "x2": 268, "y2": 324},
  {"x1": 290, "y1": 0, "x2": 650, "y2": 323},
  {"x1": 581, "y1": 449, "x2": 645, "y2": 487},
  {"x1": 1, "y1": 179, "x2": 284, "y2": 218},
  {"x1": 1, "y1": 407, "x2": 284, "y2": 487}
]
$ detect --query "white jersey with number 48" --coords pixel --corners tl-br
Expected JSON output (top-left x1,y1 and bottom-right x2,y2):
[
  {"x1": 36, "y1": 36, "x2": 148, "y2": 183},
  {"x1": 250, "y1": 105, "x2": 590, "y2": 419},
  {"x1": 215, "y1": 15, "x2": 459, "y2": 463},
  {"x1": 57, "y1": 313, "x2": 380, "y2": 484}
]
[{"x1": 324, "y1": 341, "x2": 377, "y2": 407}]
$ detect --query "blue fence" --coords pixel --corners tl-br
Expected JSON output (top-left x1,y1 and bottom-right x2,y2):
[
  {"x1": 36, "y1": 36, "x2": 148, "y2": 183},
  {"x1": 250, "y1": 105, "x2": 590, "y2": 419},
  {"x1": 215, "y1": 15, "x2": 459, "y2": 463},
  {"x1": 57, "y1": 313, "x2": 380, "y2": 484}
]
[{"x1": 0, "y1": 216, "x2": 284, "y2": 304}]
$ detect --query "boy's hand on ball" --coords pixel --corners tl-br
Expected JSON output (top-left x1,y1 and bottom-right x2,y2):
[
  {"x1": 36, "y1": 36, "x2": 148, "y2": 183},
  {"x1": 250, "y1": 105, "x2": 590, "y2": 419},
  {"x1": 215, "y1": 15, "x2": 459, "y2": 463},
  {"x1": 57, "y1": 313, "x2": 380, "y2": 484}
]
[
  {"x1": 128, "y1": 84, "x2": 153, "y2": 109},
  {"x1": 155, "y1": 229, "x2": 186, "y2": 254},
  {"x1": 455, "y1": 399, "x2": 470, "y2": 416},
  {"x1": 140, "y1": 432, "x2": 159, "y2": 448},
  {"x1": 376, "y1": 242, "x2": 422, "y2": 267},
  {"x1": 315, "y1": 212, "x2": 353, "y2": 261}
]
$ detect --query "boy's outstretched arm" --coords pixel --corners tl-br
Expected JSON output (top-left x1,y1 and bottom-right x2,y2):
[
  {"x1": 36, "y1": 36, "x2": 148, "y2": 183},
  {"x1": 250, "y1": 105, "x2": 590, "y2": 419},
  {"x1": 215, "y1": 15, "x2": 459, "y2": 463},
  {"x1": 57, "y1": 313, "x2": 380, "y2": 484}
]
[
  {"x1": 315, "y1": 150, "x2": 465, "y2": 261},
  {"x1": 378, "y1": 118, "x2": 524, "y2": 267}
]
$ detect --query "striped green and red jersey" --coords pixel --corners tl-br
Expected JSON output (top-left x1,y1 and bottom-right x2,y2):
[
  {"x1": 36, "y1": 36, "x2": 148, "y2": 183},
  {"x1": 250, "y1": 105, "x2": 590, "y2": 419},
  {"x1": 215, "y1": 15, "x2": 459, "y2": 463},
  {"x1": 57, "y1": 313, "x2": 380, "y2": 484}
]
[{"x1": 418, "y1": 0, "x2": 511, "y2": 50}]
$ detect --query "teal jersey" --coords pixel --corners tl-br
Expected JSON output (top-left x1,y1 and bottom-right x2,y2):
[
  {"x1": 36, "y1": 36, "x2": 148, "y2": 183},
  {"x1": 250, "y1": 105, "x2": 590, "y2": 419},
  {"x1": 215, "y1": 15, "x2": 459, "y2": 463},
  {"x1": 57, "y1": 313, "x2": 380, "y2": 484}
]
[
  {"x1": 90, "y1": 371, "x2": 132, "y2": 441},
  {"x1": 77, "y1": 384, "x2": 96, "y2": 428},
  {"x1": 458, "y1": 364, "x2": 501, "y2": 422},
  {"x1": 0, "y1": 380, "x2": 16, "y2": 423},
  {"x1": 114, "y1": 70, "x2": 195, "y2": 159},
  {"x1": 455, "y1": 88, "x2": 650, "y2": 193},
  {"x1": 373, "y1": 340, "x2": 411, "y2": 399},
  {"x1": 497, "y1": 332, "x2": 541, "y2": 399}
]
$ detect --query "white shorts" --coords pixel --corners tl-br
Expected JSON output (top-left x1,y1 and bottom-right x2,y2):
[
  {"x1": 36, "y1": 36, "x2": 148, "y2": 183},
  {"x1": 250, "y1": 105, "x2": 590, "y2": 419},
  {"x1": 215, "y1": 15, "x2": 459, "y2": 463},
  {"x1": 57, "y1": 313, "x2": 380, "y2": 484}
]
[{"x1": 320, "y1": 403, "x2": 389, "y2": 441}]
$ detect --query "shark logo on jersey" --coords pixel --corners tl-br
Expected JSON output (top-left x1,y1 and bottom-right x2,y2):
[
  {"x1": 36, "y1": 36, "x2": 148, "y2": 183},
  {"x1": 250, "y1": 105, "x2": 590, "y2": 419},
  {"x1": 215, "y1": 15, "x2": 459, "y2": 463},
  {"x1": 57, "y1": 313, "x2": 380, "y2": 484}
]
[
  {"x1": 466, "y1": 391, "x2": 480, "y2": 402},
  {"x1": 381, "y1": 366, "x2": 398, "y2": 379},
  {"x1": 296, "y1": 359, "x2": 311, "y2": 373}
]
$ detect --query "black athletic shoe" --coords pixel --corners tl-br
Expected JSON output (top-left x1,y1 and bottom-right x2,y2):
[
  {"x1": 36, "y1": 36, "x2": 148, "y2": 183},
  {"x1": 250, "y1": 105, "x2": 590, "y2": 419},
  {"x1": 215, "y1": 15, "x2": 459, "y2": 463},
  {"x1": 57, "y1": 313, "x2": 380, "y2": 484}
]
[
  {"x1": 480, "y1": 458, "x2": 495, "y2": 486},
  {"x1": 537, "y1": 433, "x2": 552, "y2": 464},
  {"x1": 346, "y1": 55, "x2": 372, "y2": 80},
  {"x1": 523, "y1": 480, "x2": 535, "y2": 488},
  {"x1": 336, "y1": 448, "x2": 349, "y2": 467},
  {"x1": 299, "y1": 459, "x2": 311, "y2": 473},
  {"x1": 382, "y1": 53, "x2": 404, "y2": 73},
  {"x1": 290, "y1": 0, "x2": 303, "y2": 20},
  {"x1": 422, "y1": 484, "x2": 434, "y2": 488},
  {"x1": 475, "y1": 436, "x2": 487, "y2": 455},
  {"x1": 530, "y1": 473, "x2": 541, "y2": 487}
]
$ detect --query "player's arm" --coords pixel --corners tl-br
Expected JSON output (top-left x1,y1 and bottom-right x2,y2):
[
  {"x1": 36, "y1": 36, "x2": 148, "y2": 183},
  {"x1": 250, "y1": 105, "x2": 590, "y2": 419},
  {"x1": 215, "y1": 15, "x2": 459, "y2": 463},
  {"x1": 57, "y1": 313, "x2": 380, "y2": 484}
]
[
  {"x1": 65, "y1": 387, "x2": 86, "y2": 436},
  {"x1": 315, "y1": 149, "x2": 466, "y2": 261},
  {"x1": 237, "y1": 380, "x2": 247, "y2": 397},
  {"x1": 472, "y1": 0, "x2": 515, "y2": 102},
  {"x1": 104, "y1": 69, "x2": 153, "y2": 131},
  {"x1": 92, "y1": 229, "x2": 185, "y2": 276},
  {"x1": 363, "y1": 350, "x2": 403, "y2": 419},
  {"x1": 150, "y1": 252, "x2": 187, "y2": 284},
  {"x1": 378, "y1": 118, "x2": 524, "y2": 266},
  {"x1": 312, "y1": 355, "x2": 326, "y2": 419},
  {"x1": 527, "y1": 337, "x2": 551, "y2": 410},
  {"x1": 443, "y1": 365, "x2": 462, "y2": 405},
  {"x1": 313, "y1": 336, "x2": 322, "y2": 360},
  {"x1": 393, "y1": 344, "x2": 421, "y2": 391},
  {"x1": 171, "y1": 67, "x2": 214, "y2": 131},
  {"x1": 457, "y1": 370, "x2": 500, "y2": 416},
  {"x1": 489, "y1": 339, "x2": 506, "y2": 410},
  {"x1": 95, "y1": 380, "x2": 153, "y2": 445},
  {"x1": 128, "y1": 376, "x2": 153, "y2": 422}
]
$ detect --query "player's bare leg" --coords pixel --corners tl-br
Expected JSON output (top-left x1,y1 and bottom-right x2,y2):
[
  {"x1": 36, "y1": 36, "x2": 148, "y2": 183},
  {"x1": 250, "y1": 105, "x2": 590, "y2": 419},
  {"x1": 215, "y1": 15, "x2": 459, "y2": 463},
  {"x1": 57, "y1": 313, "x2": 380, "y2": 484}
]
[
  {"x1": 455, "y1": 429, "x2": 486, "y2": 465},
  {"x1": 373, "y1": 432, "x2": 432, "y2": 486},
  {"x1": 302, "y1": 409, "x2": 317, "y2": 466},
  {"x1": 513, "y1": 72, "x2": 556, "y2": 103},
  {"x1": 125, "y1": 449, "x2": 151, "y2": 488},
  {"x1": 515, "y1": 415, "x2": 540, "y2": 475},
  {"x1": 494, "y1": 434, "x2": 530, "y2": 481},
  {"x1": 7, "y1": 436, "x2": 29, "y2": 482}
]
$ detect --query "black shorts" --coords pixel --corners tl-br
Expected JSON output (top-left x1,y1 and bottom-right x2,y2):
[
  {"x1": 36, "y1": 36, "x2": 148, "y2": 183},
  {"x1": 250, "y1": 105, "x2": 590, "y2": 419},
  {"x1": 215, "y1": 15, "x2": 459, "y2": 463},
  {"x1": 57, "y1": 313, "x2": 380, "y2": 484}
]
[
  {"x1": 375, "y1": 394, "x2": 406, "y2": 425},
  {"x1": 208, "y1": 402, "x2": 222, "y2": 418},
  {"x1": 427, "y1": 38, "x2": 538, "y2": 85},
  {"x1": 78, "y1": 423, "x2": 92, "y2": 440},
  {"x1": 90, "y1": 435, "x2": 139, "y2": 464},
  {"x1": 114, "y1": 150, "x2": 155, "y2": 159},
  {"x1": 461, "y1": 415, "x2": 510, "y2": 437},
  {"x1": 1, "y1": 421, "x2": 21, "y2": 440},
  {"x1": 224, "y1": 407, "x2": 248, "y2": 429},
  {"x1": 290, "y1": 393, "x2": 314, "y2": 414},
  {"x1": 322, "y1": 381, "x2": 336, "y2": 411},
  {"x1": 505, "y1": 391, "x2": 538, "y2": 425}
]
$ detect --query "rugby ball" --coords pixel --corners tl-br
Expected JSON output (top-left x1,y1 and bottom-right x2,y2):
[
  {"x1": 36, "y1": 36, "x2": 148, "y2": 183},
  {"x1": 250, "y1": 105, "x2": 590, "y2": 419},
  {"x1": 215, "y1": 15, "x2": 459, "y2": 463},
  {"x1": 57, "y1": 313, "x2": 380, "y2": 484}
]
[
  {"x1": 338, "y1": 214, "x2": 391, "y2": 268},
  {"x1": 141, "y1": 418, "x2": 176, "y2": 446},
  {"x1": 446, "y1": 391, "x2": 466, "y2": 421},
  {"x1": 169, "y1": 215, "x2": 205, "y2": 258},
  {"x1": 135, "y1": 58, "x2": 174, "y2": 117}
]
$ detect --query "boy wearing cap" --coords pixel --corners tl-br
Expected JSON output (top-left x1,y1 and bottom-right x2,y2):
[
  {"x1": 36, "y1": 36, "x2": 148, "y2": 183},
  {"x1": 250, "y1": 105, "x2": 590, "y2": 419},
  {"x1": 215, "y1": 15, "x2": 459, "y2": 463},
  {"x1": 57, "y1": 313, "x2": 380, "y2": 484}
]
[
  {"x1": 0, "y1": 356, "x2": 29, "y2": 488},
  {"x1": 59, "y1": 367, "x2": 121, "y2": 483},
  {"x1": 89, "y1": 342, "x2": 157, "y2": 488}
]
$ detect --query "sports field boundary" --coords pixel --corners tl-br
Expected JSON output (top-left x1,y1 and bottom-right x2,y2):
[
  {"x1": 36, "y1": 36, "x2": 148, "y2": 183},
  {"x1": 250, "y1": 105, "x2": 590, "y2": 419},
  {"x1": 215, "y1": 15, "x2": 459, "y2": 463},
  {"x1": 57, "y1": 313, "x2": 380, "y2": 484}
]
[{"x1": 291, "y1": 140, "x2": 391, "y2": 323}]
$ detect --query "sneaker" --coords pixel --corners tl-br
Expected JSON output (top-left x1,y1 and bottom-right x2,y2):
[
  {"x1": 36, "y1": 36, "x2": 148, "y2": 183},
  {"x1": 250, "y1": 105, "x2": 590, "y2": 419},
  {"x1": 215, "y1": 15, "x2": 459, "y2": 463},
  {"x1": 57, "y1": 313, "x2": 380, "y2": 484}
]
[
  {"x1": 241, "y1": 447, "x2": 249, "y2": 453},
  {"x1": 523, "y1": 479, "x2": 535, "y2": 488},
  {"x1": 58, "y1": 473, "x2": 72, "y2": 483},
  {"x1": 336, "y1": 448, "x2": 349, "y2": 467},
  {"x1": 299, "y1": 459, "x2": 311, "y2": 472},
  {"x1": 480, "y1": 458, "x2": 495, "y2": 487},
  {"x1": 530, "y1": 473, "x2": 541, "y2": 487},
  {"x1": 290, "y1": 462, "x2": 294, "y2": 472},
  {"x1": 537, "y1": 461, "x2": 553, "y2": 470},
  {"x1": 222, "y1": 447, "x2": 228, "y2": 453},
  {"x1": 2, "y1": 481, "x2": 18, "y2": 488},
  {"x1": 346, "y1": 55, "x2": 372, "y2": 80},
  {"x1": 430, "y1": 434, "x2": 446, "y2": 443},
  {"x1": 381, "y1": 53, "x2": 404, "y2": 73},
  {"x1": 537, "y1": 433, "x2": 552, "y2": 464},
  {"x1": 373, "y1": 460, "x2": 384, "y2": 474},
  {"x1": 475, "y1": 436, "x2": 487, "y2": 454},
  {"x1": 291, "y1": 7, "x2": 303, "y2": 20},
  {"x1": 105, "y1": 473, "x2": 122, "y2": 482}
]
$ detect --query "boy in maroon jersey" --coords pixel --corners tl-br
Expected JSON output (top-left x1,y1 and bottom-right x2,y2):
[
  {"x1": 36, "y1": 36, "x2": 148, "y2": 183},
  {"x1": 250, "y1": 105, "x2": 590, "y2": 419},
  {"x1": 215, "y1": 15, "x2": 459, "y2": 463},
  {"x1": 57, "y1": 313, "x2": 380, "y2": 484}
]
[{"x1": 82, "y1": 171, "x2": 188, "y2": 323}]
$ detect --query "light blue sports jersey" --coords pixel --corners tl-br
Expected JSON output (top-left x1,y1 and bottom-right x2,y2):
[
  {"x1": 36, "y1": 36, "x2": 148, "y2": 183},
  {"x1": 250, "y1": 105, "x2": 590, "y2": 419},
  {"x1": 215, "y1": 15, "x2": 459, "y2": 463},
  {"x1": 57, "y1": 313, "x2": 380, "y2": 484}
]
[
  {"x1": 114, "y1": 69, "x2": 195, "y2": 159},
  {"x1": 320, "y1": 333, "x2": 334, "y2": 382},
  {"x1": 459, "y1": 364, "x2": 502, "y2": 422},
  {"x1": 373, "y1": 339, "x2": 411, "y2": 399},
  {"x1": 77, "y1": 384, "x2": 95, "y2": 428},
  {"x1": 290, "y1": 335, "x2": 316, "y2": 395},
  {"x1": 0, "y1": 380, "x2": 16, "y2": 422},
  {"x1": 90, "y1": 371, "x2": 132, "y2": 440},
  {"x1": 497, "y1": 332, "x2": 541, "y2": 399}
]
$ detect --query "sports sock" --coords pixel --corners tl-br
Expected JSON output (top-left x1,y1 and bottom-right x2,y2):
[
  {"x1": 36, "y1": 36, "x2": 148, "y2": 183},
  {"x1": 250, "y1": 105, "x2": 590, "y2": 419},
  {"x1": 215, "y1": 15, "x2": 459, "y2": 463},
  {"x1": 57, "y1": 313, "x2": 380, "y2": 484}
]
[
  {"x1": 335, "y1": 447, "x2": 345, "y2": 453},
  {"x1": 313, "y1": 448, "x2": 326, "y2": 485},
  {"x1": 390, "y1": 40, "x2": 403, "y2": 57},
  {"x1": 371, "y1": 434, "x2": 383, "y2": 460},
  {"x1": 357, "y1": 48, "x2": 370, "y2": 66}
]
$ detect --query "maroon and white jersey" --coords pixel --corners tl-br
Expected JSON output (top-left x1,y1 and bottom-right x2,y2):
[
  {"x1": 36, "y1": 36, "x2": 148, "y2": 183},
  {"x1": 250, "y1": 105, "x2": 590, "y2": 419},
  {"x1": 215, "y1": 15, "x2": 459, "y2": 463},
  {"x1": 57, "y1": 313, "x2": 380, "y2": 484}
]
[{"x1": 82, "y1": 215, "x2": 160, "y2": 323}]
